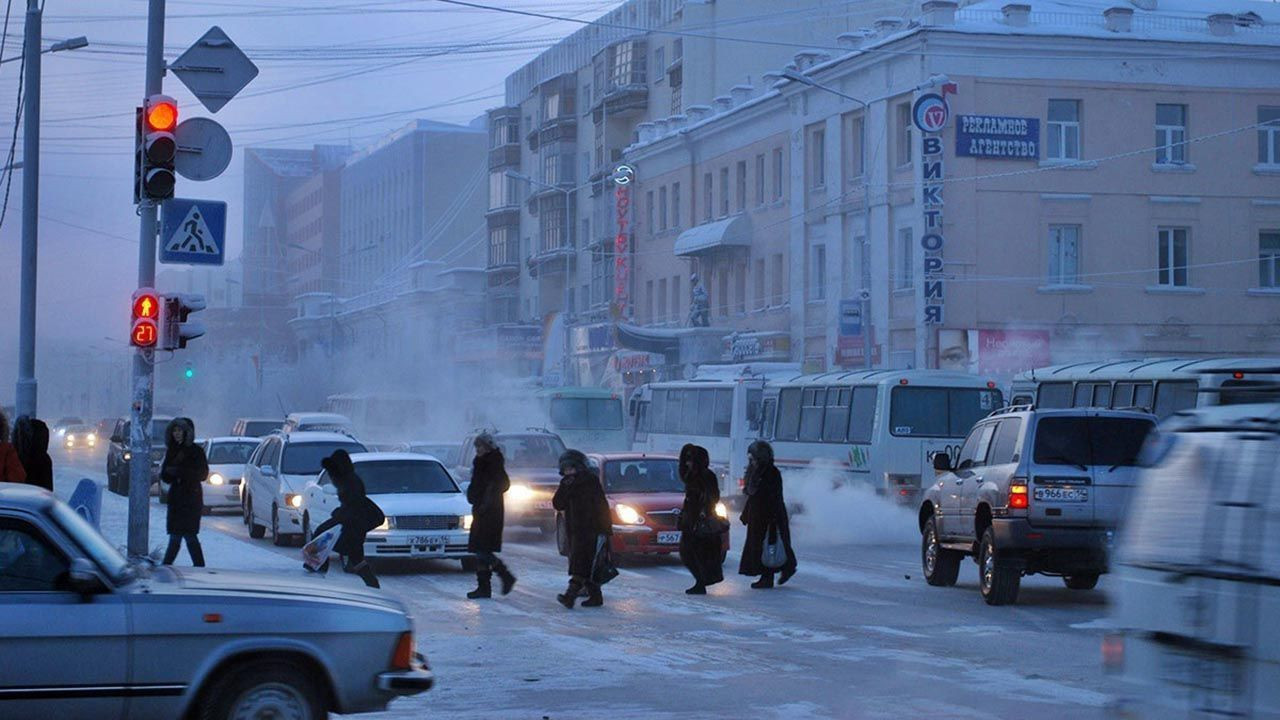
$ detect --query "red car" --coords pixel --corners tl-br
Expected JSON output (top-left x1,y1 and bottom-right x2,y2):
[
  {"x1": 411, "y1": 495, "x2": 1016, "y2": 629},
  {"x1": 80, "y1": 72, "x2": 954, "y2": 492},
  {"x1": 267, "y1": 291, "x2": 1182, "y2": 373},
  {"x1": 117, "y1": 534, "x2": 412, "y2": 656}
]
[{"x1": 556, "y1": 453, "x2": 730, "y2": 561}]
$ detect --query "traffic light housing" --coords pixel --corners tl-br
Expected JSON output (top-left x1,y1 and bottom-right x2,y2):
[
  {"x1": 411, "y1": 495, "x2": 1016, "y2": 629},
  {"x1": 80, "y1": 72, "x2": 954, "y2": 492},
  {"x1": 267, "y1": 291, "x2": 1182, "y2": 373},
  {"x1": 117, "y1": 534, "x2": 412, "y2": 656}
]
[
  {"x1": 160, "y1": 293, "x2": 206, "y2": 350},
  {"x1": 130, "y1": 288, "x2": 159, "y2": 348},
  {"x1": 135, "y1": 94, "x2": 177, "y2": 203}
]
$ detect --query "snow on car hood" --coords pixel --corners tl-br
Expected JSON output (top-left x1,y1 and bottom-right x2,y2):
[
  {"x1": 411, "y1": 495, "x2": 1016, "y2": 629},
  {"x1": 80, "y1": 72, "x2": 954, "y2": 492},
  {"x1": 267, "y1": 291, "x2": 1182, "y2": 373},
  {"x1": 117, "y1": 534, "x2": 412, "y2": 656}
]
[
  {"x1": 369, "y1": 492, "x2": 470, "y2": 518},
  {"x1": 154, "y1": 567, "x2": 406, "y2": 614}
]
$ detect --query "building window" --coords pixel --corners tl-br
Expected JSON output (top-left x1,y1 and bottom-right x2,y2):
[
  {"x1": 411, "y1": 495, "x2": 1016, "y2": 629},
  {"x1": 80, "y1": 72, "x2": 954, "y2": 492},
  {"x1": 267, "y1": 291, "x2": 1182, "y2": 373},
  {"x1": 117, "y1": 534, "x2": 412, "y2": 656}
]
[
  {"x1": 1260, "y1": 231, "x2": 1280, "y2": 288},
  {"x1": 810, "y1": 245, "x2": 826, "y2": 301},
  {"x1": 672, "y1": 274, "x2": 681, "y2": 320},
  {"x1": 489, "y1": 226, "x2": 517, "y2": 266},
  {"x1": 1259, "y1": 107, "x2": 1280, "y2": 166},
  {"x1": 658, "y1": 277, "x2": 668, "y2": 322},
  {"x1": 653, "y1": 46, "x2": 665, "y2": 84},
  {"x1": 772, "y1": 148, "x2": 783, "y2": 201},
  {"x1": 670, "y1": 182, "x2": 680, "y2": 229},
  {"x1": 1155, "y1": 104, "x2": 1187, "y2": 165},
  {"x1": 846, "y1": 113, "x2": 865, "y2": 178},
  {"x1": 580, "y1": 218, "x2": 590, "y2": 249},
  {"x1": 702, "y1": 172, "x2": 713, "y2": 221},
  {"x1": 646, "y1": 190, "x2": 655, "y2": 235},
  {"x1": 809, "y1": 126, "x2": 826, "y2": 189},
  {"x1": 735, "y1": 262, "x2": 747, "y2": 314},
  {"x1": 896, "y1": 228, "x2": 913, "y2": 290},
  {"x1": 591, "y1": 246, "x2": 614, "y2": 306},
  {"x1": 718, "y1": 269, "x2": 729, "y2": 318},
  {"x1": 658, "y1": 186, "x2": 668, "y2": 231},
  {"x1": 1048, "y1": 99, "x2": 1082, "y2": 161},
  {"x1": 772, "y1": 253, "x2": 785, "y2": 306},
  {"x1": 754, "y1": 258, "x2": 766, "y2": 309},
  {"x1": 896, "y1": 103, "x2": 912, "y2": 167},
  {"x1": 490, "y1": 116, "x2": 519, "y2": 148},
  {"x1": 645, "y1": 280, "x2": 654, "y2": 322},
  {"x1": 488, "y1": 171, "x2": 518, "y2": 210},
  {"x1": 541, "y1": 205, "x2": 566, "y2": 253},
  {"x1": 1157, "y1": 227, "x2": 1189, "y2": 287},
  {"x1": 736, "y1": 161, "x2": 747, "y2": 211},
  {"x1": 1048, "y1": 225, "x2": 1081, "y2": 285},
  {"x1": 755, "y1": 154, "x2": 765, "y2": 206},
  {"x1": 719, "y1": 167, "x2": 730, "y2": 217}
]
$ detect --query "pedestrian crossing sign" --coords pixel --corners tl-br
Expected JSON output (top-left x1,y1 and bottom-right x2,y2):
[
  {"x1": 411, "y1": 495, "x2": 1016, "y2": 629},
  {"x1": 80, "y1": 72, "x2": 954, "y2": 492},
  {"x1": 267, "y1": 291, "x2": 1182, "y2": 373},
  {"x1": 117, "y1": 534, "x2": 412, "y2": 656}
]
[{"x1": 159, "y1": 198, "x2": 226, "y2": 266}]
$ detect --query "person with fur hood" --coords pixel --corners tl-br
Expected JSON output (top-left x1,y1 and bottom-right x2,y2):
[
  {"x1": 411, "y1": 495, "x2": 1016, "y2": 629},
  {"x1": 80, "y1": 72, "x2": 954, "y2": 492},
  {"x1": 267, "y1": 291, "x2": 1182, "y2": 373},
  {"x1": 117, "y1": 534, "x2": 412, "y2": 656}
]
[
  {"x1": 465, "y1": 432, "x2": 517, "y2": 599},
  {"x1": 311, "y1": 449, "x2": 384, "y2": 589},
  {"x1": 160, "y1": 417, "x2": 207, "y2": 567},
  {"x1": 551, "y1": 449, "x2": 611, "y2": 608}
]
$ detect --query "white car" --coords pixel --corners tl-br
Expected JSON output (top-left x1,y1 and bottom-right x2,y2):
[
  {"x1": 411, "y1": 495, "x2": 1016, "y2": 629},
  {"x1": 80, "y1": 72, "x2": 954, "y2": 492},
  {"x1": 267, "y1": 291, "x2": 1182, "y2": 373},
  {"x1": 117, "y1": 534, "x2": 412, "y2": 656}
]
[
  {"x1": 244, "y1": 431, "x2": 367, "y2": 546},
  {"x1": 300, "y1": 453, "x2": 474, "y2": 569},
  {"x1": 199, "y1": 437, "x2": 260, "y2": 511},
  {"x1": 283, "y1": 412, "x2": 355, "y2": 435}
]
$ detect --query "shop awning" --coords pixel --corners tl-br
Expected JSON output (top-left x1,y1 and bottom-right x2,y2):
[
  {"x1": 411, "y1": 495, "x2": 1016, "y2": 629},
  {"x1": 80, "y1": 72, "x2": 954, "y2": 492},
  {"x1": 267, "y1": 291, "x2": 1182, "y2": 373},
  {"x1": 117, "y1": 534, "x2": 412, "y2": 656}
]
[
  {"x1": 673, "y1": 214, "x2": 751, "y2": 256},
  {"x1": 616, "y1": 323, "x2": 682, "y2": 355}
]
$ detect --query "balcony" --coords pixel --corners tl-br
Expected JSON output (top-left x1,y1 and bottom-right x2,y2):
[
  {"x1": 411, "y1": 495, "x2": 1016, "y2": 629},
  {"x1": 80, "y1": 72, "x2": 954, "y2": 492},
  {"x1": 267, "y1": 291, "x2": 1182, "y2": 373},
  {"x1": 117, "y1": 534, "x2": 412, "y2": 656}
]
[
  {"x1": 487, "y1": 240, "x2": 521, "y2": 276},
  {"x1": 528, "y1": 219, "x2": 573, "y2": 276},
  {"x1": 592, "y1": 83, "x2": 649, "y2": 121},
  {"x1": 488, "y1": 143, "x2": 520, "y2": 170}
]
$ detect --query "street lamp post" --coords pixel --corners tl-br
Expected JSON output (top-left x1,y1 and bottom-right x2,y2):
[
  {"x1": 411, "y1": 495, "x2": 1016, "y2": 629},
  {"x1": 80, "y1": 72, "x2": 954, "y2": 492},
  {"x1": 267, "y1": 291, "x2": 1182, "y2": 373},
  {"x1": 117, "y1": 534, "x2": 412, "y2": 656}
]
[{"x1": 781, "y1": 68, "x2": 948, "y2": 370}]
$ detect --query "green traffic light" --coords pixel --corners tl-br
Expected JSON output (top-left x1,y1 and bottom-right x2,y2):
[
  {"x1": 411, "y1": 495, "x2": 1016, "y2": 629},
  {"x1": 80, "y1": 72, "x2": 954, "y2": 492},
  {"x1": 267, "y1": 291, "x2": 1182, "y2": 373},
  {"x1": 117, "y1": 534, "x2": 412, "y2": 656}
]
[{"x1": 184, "y1": 367, "x2": 194, "y2": 379}]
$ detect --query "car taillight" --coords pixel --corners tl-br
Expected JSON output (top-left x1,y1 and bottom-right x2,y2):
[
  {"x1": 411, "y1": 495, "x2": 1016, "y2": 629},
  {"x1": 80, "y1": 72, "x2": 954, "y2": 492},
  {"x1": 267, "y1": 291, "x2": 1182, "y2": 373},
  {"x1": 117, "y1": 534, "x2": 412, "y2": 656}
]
[
  {"x1": 1102, "y1": 633, "x2": 1124, "y2": 672},
  {"x1": 391, "y1": 631, "x2": 414, "y2": 670},
  {"x1": 1008, "y1": 481, "x2": 1029, "y2": 510}
]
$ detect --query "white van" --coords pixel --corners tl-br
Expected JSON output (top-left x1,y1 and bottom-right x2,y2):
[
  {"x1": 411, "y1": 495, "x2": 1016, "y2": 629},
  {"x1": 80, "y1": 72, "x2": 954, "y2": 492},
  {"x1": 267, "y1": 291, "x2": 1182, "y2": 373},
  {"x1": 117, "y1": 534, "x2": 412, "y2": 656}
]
[
  {"x1": 282, "y1": 412, "x2": 355, "y2": 436},
  {"x1": 1106, "y1": 403, "x2": 1280, "y2": 718}
]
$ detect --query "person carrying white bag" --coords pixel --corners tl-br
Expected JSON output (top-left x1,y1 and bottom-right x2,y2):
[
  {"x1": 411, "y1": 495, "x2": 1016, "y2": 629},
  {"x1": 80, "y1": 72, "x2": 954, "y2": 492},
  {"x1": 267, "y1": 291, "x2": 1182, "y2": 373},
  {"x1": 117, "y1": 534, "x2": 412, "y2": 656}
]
[{"x1": 303, "y1": 450, "x2": 385, "y2": 588}]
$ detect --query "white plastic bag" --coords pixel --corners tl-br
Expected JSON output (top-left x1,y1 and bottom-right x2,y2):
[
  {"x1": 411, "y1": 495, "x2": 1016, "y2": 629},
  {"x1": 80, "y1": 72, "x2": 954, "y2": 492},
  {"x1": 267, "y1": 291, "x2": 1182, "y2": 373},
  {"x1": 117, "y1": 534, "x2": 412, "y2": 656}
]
[{"x1": 302, "y1": 525, "x2": 342, "y2": 572}]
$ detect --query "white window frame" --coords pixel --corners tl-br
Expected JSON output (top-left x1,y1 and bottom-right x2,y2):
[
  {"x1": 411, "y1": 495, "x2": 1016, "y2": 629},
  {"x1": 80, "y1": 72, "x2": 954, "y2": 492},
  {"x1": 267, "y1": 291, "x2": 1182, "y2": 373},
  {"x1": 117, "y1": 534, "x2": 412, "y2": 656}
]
[
  {"x1": 1048, "y1": 224, "x2": 1081, "y2": 285},
  {"x1": 1156, "y1": 227, "x2": 1189, "y2": 287},
  {"x1": 1260, "y1": 107, "x2": 1280, "y2": 166},
  {"x1": 1155, "y1": 104, "x2": 1187, "y2": 165},
  {"x1": 1047, "y1": 99, "x2": 1082, "y2": 161},
  {"x1": 1260, "y1": 230, "x2": 1280, "y2": 289}
]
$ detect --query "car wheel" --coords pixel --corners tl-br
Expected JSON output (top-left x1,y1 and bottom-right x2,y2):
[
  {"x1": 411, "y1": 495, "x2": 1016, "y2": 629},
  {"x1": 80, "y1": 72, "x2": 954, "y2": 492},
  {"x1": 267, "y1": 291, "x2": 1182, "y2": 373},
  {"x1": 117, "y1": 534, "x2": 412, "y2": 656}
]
[
  {"x1": 921, "y1": 515, "x2": 961, "y2": 587},
  {"x1": 242, "y1": 490, "x2": 251, "y2": 525},
  {"x1": 248, "y1": 497, "x2": 266, "y2": 539},
  {"x1": 978, "y1": 527, "x2": 1020, "y2": 606},
  {"x1": 1064, "y1": 574, "x2": 1100, "y2": 590},
  {"x1": 271, "y1": 506, "x2": 287, "y2": 547},
  {"x1": 199, "y1": 659, "x2": 326, "y2": 720},
  {"x1": 460, "y1": 557, "x2": 478, "y2": 572},
  {"x1": 555, "y1": 513, "x2": 568, "y2": 557}
]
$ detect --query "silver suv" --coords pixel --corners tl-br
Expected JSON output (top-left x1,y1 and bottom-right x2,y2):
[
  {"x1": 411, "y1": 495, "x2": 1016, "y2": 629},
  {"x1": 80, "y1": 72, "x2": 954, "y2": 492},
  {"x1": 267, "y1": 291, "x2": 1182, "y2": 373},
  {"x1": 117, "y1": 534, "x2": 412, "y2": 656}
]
[{"x1": 918, "y1": 405, "x2": 1156, "y2": 605}]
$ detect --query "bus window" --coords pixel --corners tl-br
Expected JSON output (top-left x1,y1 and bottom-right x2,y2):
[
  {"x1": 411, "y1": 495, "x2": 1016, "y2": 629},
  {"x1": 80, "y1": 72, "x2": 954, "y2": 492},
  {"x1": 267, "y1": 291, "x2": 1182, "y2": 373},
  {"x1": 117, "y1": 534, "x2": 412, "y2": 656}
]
[
  {"x1": 798, "y1": 387, "x2": 826, "y2": 442},
  {"x1": 633, "y1": 402, "x2": 649, "y2": 443},
  {"x1": 891, "y1": 387, "x2": 1002, "y2": 438},
  {"x1": 696, "y1": 390, "x2": 716, "y2": 435},
  {"x1": 1074, "y1": 382, "x2": 1109, "y2": 407},
  {"x1": 549, "y1": 397, "x2": 624, "y2": 430},
  {"x1": 1153, "y1": 381, "x2": 1199, "y2": 418},
  {"x1": 1220, "y1": 380, "x2": 1280, "y2": 406},
  {"x1": 776, "y1": 388, "x2": 802, "y2": 441},
  {"x1": 746, "y1": 389, "x2": 763, "y2": 432},
  {"x1": 823, "y1": 388, "x2": 851, "y2": 442},
  {"x1": 1093, "y1": 383, "x2": 1112, "y2": 408},
  {"x1": 847, "y1": 387, "x2": 877, "y2": 444},
  {"x1": 760, "y1": 398, "x2": 777, "y2": 439},
  {"x1": 712, "y1": 389, "x2": 732, "y2": 437},
  {"x1": 666, "y1": 390, "x2": 683, "y2": 433},
  {"x1": 651, "y1": 390, "x2": 667, "y2": 432},
  {"x1": 1037, "y1": 383, "x2": 1073, "y2": 409},
  {"x1": 1134, "y1": 383, "x2": 1154, "y2": 410}
]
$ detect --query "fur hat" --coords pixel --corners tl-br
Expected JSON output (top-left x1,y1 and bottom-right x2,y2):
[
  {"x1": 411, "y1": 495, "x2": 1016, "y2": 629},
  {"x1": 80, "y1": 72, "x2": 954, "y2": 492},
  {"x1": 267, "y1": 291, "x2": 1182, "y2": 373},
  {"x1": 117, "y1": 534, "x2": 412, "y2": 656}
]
[
  {"x1": 557, "y1": 449, "x2": 590, "y2": 474},
  {"x1": 321, "y1": 448, "x2": 355, "y2": 477}
]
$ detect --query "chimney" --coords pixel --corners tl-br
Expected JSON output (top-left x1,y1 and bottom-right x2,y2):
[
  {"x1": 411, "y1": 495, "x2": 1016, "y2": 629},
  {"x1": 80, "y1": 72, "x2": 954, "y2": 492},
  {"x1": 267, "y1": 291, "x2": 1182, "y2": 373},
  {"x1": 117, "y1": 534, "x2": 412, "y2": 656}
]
[
  {"x1": 1104, "y1": 6, "x2": 1133, "y2": 32},
  {"x1": 793, "y1": 50, "x2": 829, "y2": 70},
  {"x1": 874, "y1": 17, "x2": 905, "y2": 36},
  {"x1": 636, "y1": 122, "x2": 656, "y2": 143},
  {"x1": 652, "y1": 118, "x2": 670, "y2": 137},
  {"x1": 921, "y1": 1, "x2": 958, "y2": 27},
  {"x1": 730, "y1": 83, "x2": 754, "y2": 105},
  {"x1": 762, "y1": 70, "x2": 785, "y2": 87},
  {"x1": 1002, "y1": 3, "x2": 1031, "y2": 27},
  {"x1": 836, "y1": 32, "x2": 862, "y2": 49},
  {"x1": 685, "y1": 105, "x2": 713, "y2": 123},
  {"x1": 713, "y1": 95, "x2": 733, "y2": 113},
  {"x1": 1207, "y1": 13, "x2": 1235, "y2": 36},
  {"x1": 668, "y1": 114, "x2": 688, "y2": 131}
]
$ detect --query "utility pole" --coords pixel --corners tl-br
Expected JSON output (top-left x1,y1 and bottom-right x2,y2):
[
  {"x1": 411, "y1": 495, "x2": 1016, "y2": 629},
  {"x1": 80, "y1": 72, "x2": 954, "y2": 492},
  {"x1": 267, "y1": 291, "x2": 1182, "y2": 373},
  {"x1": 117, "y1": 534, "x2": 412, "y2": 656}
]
[
  {"x1": 128, "y1": 0, "x2": 166, "y2": 558},
  {"x1": 14, "y1": 0, "x2": 42, "y2": 418}
]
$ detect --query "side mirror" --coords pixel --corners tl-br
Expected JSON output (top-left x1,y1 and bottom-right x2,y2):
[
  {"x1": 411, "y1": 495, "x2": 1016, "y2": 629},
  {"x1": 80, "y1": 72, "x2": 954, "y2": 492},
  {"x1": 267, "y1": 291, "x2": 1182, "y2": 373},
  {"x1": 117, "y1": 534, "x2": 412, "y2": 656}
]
[
  {"x1": 68, "y1": 558, "x2": 108, "y2": 596},
  {"x1": 932, "y1": 454, "x2": 952, "y2": 473}
]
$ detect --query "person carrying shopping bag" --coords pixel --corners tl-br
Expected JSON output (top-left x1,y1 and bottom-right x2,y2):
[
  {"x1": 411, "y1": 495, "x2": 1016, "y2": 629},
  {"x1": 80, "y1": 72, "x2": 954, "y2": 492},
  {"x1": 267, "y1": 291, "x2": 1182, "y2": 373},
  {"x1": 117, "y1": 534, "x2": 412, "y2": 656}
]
[
  {"x1": 552, "y1": 449, "x2": 612, "y2": 608},
  {"x1": 738, "y1": 440, "x2": 796, "y2": 589},
  {"x1": 309, "y1": 449, "x2": 384, "y2": 589}
]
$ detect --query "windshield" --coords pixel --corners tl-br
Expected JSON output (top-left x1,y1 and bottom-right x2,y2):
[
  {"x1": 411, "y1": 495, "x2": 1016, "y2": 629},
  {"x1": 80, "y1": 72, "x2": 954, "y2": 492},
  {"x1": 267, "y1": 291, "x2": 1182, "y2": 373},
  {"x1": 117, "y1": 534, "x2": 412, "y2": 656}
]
[
  {"x1": 357, "y1": 460, "x2": 459, "y2": 494},
  {"x1": 889, "y1": 387, "x2": 1003, "y2": 438},
  {"x1": 498, "y1": 435, "x2": 567, "y2": 469},
  {"x1": 409, "y1": 444, "x2": 458, "y2": 465},
  {"x1": 281, "y1": 442, "x2": 367, "y2": 475},
  {"x1": 243, "y1": 421, "x2": 281, "y2": 437},
  {"x1": 49, "y1": 502, "x2": 130, "y2": 583},
  {"x1": 549, "y1": 397, "x2": 624, "y2": 430},
  {"x1": 603, "y1": 459, "x2": 683, "y2": 493},
  {"x1": 208, "y1": 442, "x2": 257, "y2": 465},
  {"x1": 1033, "y1": 417, "x2": 1155, "y2": 468},
  {"x1": 65, "y1": 425, "x2": 94, "y2": 435}
]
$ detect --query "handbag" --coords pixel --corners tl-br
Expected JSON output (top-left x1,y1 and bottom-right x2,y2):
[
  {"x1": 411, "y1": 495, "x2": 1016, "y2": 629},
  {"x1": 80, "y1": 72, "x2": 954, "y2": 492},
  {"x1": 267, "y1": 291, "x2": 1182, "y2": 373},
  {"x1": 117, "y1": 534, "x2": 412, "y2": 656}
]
[
  {"x1": 693, "y1": 512, "x2": 730, "y2": 538},
  {"x1": 590, "y1": 534, "x2": 619, "y2": 586},
  {"x1": 761, "y1": 523, "x2": 787, "y2": 570}
]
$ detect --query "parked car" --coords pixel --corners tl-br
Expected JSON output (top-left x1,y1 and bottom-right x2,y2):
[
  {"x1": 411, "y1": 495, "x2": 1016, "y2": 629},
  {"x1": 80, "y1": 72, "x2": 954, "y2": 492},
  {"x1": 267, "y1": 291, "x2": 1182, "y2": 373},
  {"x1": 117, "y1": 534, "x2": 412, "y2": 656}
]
[
  {"x1": 1105, "y1": 403, "x2": 1280, "y2": 719},
  {"x1": 918, "y1": 405, "x2": 1156, "y2": 605},
  {"x1": 244, "y1": 431, "x2": 367, "y2": 545},
  {"x1": 105, "y1": 416, "x2": 174, "y2": 497},
  {"x1": 0, "y1": 483, "x2": 433, "y2": 720},
  {"x1": 558, "y1": 453, "x2": 730, "y2": 561},
  {"x1": 51, "y1": 417, "x2": 85, "y2": 439},
  {"x1": 402, "y1": 441, "x2": 459, "y2": 467},
  {"x1": 453, "y1": 429, "x2": 567, "y2": 531},
  {"x1": 170, "y1": 436, "x2": 261, "y2": 512},
  {"x1": 283, "y1": 412, "x2": 355, "y2": 435},
  {"x1": 58, "y1": 424, "x2": 99, "y2": 454},
  {"x1": 230, "y1": 417, "x2": 283, "y2": 438},
  {"x1": 301, "y1": 452, "x2": 473, "y2": 569}
]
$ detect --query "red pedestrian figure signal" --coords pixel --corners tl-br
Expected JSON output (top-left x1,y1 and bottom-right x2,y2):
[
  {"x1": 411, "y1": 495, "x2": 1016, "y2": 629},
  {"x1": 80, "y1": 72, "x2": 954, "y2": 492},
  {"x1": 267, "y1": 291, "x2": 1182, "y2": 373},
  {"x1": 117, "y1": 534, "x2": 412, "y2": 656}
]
[{"x1": 131, "y1": 288, "x2": 160, "y2": 348}]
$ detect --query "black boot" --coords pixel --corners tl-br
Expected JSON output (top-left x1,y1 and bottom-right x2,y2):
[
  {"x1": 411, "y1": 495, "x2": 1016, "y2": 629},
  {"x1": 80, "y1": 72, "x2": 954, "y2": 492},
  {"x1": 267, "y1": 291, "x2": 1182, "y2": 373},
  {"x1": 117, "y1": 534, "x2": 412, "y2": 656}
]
[
  {"x1": 492, "y1": 559, "x2": 516, "y2": 595},
  {"x1": 354, "y1": 561, "x2": 380, "y2": 589},
  {"x1": 557, "y1": 578, "x2": 583, "y2": 609},
  {"x1": 751, "y1": 573, "x2": 774, "y2": 589},
  {"x1": 581, "y1": 583, "x2": 604, "y2": 607},
  {"x1": 685, "y1": 583, "x2": 707, "y2": 595},
  {"x1": 467, "y1": 571, "x2": 492, "y2": 599},
  {"x1": 778, "y1": 565, "x2": 796, "y2": 586}
]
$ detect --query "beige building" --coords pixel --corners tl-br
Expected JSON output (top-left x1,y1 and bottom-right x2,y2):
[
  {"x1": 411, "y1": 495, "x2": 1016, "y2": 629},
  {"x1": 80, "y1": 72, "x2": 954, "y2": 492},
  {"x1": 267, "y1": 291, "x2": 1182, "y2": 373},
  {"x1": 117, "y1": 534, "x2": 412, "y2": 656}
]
[{"x1": 622, "y1": 0, "x2": 1280, "y2": 377}]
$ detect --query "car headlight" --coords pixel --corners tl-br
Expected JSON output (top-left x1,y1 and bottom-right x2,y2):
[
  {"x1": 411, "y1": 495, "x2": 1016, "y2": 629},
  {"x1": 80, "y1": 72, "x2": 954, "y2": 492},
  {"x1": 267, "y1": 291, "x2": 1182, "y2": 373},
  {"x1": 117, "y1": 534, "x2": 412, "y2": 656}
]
[
  {"x1": 123, "y1": 451, "x2": 132, "y2": 461},
  {"x1": 286, "y1": 493, "x2": 302, "y2": 508},
  {"x1": 67, "y1": 434, "x2": 76, "y2": 444},
  {"x1": 508, "y1": 483, "x2": 534, "y2": 503},
  {"x1": 714, "y1": 502, "x2": 728, "y2": 519},
  {"x1": 462, "y1": 514, "x2": 473, "y2": 530},
  {"x1": 87, "y1": 435, "x2": 96, "y2": 446},
  {"x1": 376, "y1": 517, "x2": 393, "y2": 531},
  {"x1": 208, "y1": 473, "x2": 225, "y2": 486},
  {"x1": 615, "y1": 503, "x2": 643, "y2": 525}
]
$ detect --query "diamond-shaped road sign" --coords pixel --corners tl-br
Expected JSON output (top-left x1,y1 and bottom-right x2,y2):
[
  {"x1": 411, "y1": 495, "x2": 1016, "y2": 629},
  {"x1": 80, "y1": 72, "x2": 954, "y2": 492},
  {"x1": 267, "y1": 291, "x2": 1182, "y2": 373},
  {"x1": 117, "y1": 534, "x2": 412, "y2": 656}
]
[
  {"x1": 160, "y1": 199, "x2": 226, "y2": 266},
  {"x1": 169, "y1": 26, "x2": 259, "y2": 113}
]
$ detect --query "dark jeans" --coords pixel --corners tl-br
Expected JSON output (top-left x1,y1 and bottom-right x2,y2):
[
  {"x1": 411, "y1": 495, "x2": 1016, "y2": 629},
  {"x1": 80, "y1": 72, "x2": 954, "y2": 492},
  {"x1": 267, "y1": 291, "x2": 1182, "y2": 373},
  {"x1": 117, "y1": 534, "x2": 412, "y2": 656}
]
[
  {"x1": 163, "y1": 532, "x2": 204, "y2": 567},
  {"x1": 474, "y1": 550, "x2": 497, "y2": 571}
]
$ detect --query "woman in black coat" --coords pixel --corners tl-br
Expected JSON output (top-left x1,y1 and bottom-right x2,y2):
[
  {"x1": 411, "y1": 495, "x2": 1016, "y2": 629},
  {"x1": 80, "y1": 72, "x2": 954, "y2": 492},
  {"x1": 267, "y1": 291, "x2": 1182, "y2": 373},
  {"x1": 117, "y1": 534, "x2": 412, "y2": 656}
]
[
  {"x1": 160, "y1": 417, "x2": 207, "y2": 567},
  {"x1": 12, "y1": 416, "x2": 52, "y2": 492},
  {"x1": 312, "y1": 449, "x2": 384, "y2": 588},
  {"x1": 678, "y1": 443, "x2": 724, "y2": 595},
  {"x1": 465, "y1": 432, "x2": 516, "y2": 599},
  {"x1": 738, "y1": 440, "x2": 796, "y2": 589},
  {"x1": 551, "y1": 449, "x2": 611, "y2": 608}
]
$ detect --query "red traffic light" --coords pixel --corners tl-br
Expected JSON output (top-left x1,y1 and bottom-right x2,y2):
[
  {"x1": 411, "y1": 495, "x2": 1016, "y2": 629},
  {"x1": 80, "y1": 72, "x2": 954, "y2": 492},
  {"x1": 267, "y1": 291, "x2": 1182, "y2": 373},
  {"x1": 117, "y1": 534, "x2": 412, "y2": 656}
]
[
  {"x1": 132, "y1": 292, "x2": 158, "y2": 319},
  {"x1": 145, "y1": 95, "x2": 177, "y2": 132},
  {"x1": 131, "y1": 319, "x2": 158, "y2": 348}
]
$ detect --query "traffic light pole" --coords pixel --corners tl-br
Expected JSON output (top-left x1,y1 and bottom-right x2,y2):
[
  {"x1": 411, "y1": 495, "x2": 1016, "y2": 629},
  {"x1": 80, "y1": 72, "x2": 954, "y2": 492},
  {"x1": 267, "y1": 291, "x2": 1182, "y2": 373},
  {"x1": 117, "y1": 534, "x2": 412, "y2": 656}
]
[
  {"x1": 14, "y1": 0, "x2": 42, "y2": 419},
  {"x1": 127, "y1": 0, "x2": 166, "y2": 558}
]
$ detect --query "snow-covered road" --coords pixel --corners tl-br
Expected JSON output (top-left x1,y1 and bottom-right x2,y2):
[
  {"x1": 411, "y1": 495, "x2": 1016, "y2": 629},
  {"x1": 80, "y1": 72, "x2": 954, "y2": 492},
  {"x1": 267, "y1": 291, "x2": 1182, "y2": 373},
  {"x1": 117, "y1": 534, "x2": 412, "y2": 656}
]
[{"x1": 56, "y1": 459, "x2": 1119, "y2": 720}]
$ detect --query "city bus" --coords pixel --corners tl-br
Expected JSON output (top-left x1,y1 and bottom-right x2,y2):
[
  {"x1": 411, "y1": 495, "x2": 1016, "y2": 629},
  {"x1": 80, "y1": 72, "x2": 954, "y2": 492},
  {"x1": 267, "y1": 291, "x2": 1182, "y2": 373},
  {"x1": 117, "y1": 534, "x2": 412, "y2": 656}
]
[
  {"x1": 321, "y1": 393, "x2": 427, "y2": 442},
  {"x1": 534, "y1": 386, "x2": 628, "y2": 452},
  {"x1": 760, "y1": 370, "x2": 1004, "y2": 505},
  {"x1": 629, "y1": 363, "x2": 800, "y2": 497},
  {"x1": 1008, "y1": 357, "x2": 1280, "y2": 419}
]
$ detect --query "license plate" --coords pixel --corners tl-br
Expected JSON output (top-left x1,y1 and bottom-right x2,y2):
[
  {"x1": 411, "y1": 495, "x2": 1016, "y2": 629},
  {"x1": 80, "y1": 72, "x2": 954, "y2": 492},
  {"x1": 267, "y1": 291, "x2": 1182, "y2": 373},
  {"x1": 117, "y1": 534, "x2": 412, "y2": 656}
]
[
  {"x1": 1034, "y1": 487, "x2": 1088, "y2": 502},
  {"x1": 657, "y1": 531, "x2": 681, "y2": 544},
  {"x1": 409, "y1": 535, "x2": 448, "y2": 547}
]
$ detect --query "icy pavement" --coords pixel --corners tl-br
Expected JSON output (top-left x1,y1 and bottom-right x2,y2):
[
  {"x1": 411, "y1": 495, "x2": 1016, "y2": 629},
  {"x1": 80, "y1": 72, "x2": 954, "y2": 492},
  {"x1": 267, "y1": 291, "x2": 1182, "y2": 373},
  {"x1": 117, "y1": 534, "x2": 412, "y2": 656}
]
[{"x1": 54, "y1": 461, "x2": 1120, "y2": 720}]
